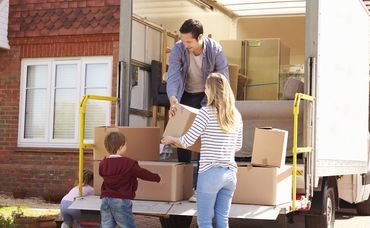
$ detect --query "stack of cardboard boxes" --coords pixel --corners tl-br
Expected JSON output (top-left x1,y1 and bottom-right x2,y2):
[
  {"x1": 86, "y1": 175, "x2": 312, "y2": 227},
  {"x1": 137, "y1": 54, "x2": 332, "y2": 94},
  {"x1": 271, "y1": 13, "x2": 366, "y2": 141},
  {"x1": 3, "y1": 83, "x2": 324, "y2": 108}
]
[
  {"x1": 159, "y1": 103, "x2": 293, "y2": 206},
  {"x1": 93, "y1": 104, "x2": 293, "y2": 206},
  {"x1": 93, "y1": 127, "x2": 193, "y2": 201},
  {"x1": 233, "y1": 128, "x2": 292, "y2": 206}
]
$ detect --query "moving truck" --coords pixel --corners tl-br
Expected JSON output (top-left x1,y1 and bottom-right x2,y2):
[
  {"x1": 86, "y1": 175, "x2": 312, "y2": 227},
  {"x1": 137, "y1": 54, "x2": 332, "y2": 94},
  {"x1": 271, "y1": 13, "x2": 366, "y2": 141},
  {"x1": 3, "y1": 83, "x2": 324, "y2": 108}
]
[{"x1": 71, "y1": 1, "x2": 370, "y2": 228}]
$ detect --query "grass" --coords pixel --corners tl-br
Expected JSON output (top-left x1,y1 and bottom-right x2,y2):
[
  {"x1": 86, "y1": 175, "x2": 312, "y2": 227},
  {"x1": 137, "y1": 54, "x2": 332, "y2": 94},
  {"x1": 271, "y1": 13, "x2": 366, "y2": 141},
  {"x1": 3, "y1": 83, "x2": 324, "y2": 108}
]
[{"x1": 0, "y1": 206, "x2": 59, "y2": 220}]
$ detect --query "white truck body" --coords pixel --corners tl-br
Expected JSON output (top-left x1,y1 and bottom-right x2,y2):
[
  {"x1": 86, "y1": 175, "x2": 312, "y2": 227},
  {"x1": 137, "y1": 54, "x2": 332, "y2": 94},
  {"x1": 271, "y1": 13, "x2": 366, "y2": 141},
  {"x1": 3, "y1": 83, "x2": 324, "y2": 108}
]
[
  {"x1": 72, "y1": 0, "x2": 370, "y2": 225},
  {"x1": 306, "y1": 0, "x2": 369, "y2": 179}
]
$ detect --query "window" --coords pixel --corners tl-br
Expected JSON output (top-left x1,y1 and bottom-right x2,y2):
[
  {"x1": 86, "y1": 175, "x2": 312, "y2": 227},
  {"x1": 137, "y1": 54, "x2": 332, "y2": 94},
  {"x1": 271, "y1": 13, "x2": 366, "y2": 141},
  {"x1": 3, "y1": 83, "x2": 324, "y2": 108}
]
[{"x1": 18, "y1": 57, "x2": 112, "y2": 147}]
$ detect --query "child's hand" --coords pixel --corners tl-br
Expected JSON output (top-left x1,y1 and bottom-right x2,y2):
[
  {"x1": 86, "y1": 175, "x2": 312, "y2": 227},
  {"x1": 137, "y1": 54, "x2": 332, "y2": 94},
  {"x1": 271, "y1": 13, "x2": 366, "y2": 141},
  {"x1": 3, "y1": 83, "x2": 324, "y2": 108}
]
[{"x1": 156, "y1": 175, "x2": 163, "y2": 185}]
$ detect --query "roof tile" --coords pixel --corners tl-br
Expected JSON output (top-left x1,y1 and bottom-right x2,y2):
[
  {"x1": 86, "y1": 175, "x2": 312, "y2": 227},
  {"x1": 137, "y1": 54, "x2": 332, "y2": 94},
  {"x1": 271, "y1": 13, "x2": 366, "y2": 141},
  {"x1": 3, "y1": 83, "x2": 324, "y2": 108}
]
[{"x1": 9, "y1": 3, "x2": 120, "y2": 37}]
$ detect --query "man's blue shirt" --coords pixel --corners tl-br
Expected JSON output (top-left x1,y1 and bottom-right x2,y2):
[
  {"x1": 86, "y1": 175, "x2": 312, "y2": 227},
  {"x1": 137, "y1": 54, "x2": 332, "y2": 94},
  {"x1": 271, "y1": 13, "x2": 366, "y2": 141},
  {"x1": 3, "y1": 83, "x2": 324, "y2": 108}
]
[{"x1": 166, "y1": 36, "x2": 229, "y2": 105}]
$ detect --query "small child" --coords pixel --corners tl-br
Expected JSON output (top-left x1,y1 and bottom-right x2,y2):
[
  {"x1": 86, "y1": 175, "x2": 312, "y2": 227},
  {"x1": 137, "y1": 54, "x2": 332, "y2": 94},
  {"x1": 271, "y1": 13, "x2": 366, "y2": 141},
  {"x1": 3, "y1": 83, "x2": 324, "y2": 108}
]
[
  {"x1": 99, "y1": 131, "x2": 161, "y2": 228},
  {"x1": 60, "y1": 169, "x2": 94, "y2": 228}
]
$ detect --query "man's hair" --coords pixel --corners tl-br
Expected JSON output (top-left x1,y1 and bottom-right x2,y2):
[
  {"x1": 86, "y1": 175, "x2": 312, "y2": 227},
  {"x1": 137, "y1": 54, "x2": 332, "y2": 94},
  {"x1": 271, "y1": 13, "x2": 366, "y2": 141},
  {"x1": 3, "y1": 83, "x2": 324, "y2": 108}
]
[
  {"x1": 104, "y1": 132, "x2": 126, "y2": 154},
  {"x1": 179, "y1": 19, "x2": 203, "y2": 39}
]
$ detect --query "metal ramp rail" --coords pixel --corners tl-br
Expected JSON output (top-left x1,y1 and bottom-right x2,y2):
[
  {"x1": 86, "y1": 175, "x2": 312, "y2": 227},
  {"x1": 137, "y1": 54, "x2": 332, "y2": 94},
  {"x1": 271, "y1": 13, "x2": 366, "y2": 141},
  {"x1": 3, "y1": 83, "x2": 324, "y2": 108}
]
[
  {"x1": 291, "y1": 93, "x2": 315, "y2": 211},
  {"x1": 78, "y1": 95, "x2": 118, "y2": 196}
]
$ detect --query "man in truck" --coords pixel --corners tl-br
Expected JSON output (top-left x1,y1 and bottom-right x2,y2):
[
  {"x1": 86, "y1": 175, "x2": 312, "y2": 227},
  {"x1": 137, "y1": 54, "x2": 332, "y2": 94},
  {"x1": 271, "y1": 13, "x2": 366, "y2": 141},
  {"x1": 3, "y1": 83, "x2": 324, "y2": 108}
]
[{"x1": 166, "y1": 18, "x2": 230, "y2": 163}]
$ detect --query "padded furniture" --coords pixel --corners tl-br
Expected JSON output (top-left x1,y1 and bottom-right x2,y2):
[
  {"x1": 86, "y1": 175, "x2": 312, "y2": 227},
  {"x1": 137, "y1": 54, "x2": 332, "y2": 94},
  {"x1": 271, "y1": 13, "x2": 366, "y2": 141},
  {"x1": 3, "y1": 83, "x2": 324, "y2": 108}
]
[
  {"x1": 151, "y1": 60, "x2": 170, "y2": 126},
  {"x1": 281, "y1": 77, "x2": 304, "y2": 100}
]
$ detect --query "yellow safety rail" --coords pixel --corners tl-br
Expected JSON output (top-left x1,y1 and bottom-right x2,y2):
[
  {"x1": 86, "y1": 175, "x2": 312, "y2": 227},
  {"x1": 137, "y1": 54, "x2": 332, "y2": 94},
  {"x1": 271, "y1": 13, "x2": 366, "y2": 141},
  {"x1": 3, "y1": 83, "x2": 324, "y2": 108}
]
[
  {"x1": 292, "y1": 93, "x2": 314, "y2": 210},
  {"x1": 79, "y1": 95, "x2": 118, "y2": 197}
]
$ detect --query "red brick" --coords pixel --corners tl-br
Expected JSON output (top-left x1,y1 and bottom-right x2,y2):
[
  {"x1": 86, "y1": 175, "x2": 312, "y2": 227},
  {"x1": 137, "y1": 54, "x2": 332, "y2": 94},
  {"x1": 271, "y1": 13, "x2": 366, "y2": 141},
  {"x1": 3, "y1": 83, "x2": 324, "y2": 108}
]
[{"x1": 1, "y1": 1, "x2": 121, "y2": 198}]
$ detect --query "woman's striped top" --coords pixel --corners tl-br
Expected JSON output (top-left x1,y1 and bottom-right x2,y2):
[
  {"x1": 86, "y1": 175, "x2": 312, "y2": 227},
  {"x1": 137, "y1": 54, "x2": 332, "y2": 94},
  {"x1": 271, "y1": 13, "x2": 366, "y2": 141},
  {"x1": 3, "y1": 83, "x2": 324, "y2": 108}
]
[{"x1": 179, "y1": 105, "x2": 243, "y2": 173}]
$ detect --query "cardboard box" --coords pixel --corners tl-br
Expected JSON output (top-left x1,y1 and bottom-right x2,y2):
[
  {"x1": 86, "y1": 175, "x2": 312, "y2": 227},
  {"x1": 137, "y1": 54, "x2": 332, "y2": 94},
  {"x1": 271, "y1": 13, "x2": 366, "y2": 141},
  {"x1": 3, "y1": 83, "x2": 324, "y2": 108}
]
[
  {"x1": 135, "y1": 161, "x2": 193, "y2": 201},
  {"x1": 163, "y1": 103, "x2": 201, "y2": 152},
  {"x1": 229, "y1": 64, "x2": 239, "y2": 97},
  {"x1": 94, "y1": 127, "x2": 160, "y2": 161},
  {"x1": 232, "y1": 165, "x2": 292, "y2": 206},
  {"x1": 93, "y1": 160, "x2": 101, "y2": 194},
  {"x1": 251, "y1": 128, "x2": 288, "y2": 167},
  {"x1": 93, "y1": 161, "x2": 193, "y2": 201}
]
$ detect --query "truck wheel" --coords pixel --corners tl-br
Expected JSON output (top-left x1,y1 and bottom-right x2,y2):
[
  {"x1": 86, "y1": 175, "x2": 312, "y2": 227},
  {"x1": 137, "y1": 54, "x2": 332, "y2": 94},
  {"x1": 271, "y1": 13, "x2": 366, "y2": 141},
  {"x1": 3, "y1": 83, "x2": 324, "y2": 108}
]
[
  {"x1": 159, "y1": 215, "x2": 193, "y2": 228},
  {"x1": 305, "y1": 187, "x2": 335, "y2": 228},
  {"x1": 356, "y1": 195, "x2": 370, "y2": 215}
]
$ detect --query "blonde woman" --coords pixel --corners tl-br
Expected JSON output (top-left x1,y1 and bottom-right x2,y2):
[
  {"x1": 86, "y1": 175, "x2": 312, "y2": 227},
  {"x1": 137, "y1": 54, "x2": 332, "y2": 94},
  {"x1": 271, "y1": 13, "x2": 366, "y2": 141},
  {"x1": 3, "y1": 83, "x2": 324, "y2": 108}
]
[{"x1": 162, "y1": 72, "x2": 243, "y2": 228}]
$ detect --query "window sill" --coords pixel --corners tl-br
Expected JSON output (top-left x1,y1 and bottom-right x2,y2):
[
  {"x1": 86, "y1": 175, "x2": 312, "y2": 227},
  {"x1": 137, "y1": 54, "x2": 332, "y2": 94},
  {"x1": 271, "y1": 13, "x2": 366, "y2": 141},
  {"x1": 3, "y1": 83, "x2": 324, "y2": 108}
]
[{"x1": 13, "y1": 147, "x2": 93, "y2": 154}]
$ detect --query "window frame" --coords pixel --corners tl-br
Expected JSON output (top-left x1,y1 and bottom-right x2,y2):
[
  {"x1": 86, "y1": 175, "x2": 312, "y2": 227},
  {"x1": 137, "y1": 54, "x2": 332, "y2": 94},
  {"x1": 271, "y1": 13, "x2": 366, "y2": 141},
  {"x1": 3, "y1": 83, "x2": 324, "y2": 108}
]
[{"x1": 18, "y1": 56, "x2": 113, "y2": 148}]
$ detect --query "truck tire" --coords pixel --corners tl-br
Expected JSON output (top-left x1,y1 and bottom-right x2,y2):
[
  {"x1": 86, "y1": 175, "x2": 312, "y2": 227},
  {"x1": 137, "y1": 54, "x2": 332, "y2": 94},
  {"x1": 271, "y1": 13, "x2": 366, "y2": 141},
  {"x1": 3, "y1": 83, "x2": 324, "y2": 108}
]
[
  {"x1": 305, "y1": 187, "x2": 335, "y2": 228},
  {"x1": 356, "y1": 196, "x2": 370, "y2": 215},
  {"x1": 159, "y1": 215, "x2": 193, "y2": 228}
]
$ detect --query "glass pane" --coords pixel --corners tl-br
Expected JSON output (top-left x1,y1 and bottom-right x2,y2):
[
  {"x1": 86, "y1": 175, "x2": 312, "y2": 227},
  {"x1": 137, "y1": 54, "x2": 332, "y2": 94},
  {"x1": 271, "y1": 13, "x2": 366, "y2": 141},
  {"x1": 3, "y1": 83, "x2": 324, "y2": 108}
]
[
  {"x1": 86, "y1": 63, "x2": 108, "y2": 87},
  {"x1": 84, "y1": 88, "x2": 109, "y2": 139},
  {"x1": 26, "y1": 65, "x2": 48, "y2": 88},
  {"x1": 85, "y1": 88, "x2": 108, "y2": 96},
  {"x1": 53, "y1": 89, "x2": 77, "y2": 139},
  {"x1": 24, "y1": 89, "x2": 47, "y2": 138},
  {"x1": 55, "y1": 64, "x2": 77, "y2": 88},
  {"x1": 85, "y1": 101, "x2": 108, "y2": 139}
]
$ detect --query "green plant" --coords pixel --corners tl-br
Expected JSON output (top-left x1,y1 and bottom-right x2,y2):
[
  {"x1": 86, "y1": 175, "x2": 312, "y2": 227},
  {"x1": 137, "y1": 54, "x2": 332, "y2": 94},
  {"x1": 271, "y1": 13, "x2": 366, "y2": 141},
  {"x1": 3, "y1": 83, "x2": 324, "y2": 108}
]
[
  {"x1": 0, "y1": 213, "x2": 14, "y2": 228},
  {"x1": 0, "y1": 206, "x2": 59, "y2": 228},
  {"x1": 0, "y1": 206, "x2": 23, "y2": 228},
  {"x1": 11, "y1": 207, "x2": 24, "y2": 219}
]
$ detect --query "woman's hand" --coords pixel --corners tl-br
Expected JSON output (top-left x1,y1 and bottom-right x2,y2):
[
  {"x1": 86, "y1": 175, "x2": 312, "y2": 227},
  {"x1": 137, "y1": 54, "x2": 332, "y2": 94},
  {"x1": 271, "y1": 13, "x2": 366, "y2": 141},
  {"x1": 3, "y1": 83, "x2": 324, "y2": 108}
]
[
  {"x1": 161, "y1": 136, "x2": 182, "y2": 147},
  {"x1": 161, "y1": 136, "x2": 175, "y2": 145}
]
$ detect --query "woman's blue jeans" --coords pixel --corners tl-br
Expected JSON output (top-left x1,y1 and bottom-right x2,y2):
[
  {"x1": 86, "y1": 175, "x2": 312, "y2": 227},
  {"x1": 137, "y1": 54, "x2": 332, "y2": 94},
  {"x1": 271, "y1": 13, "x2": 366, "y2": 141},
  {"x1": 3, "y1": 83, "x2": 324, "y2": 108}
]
[
  {"x1": 100, "y1": 197, "x2": 136, "y2": 228},
  {"x1": 196, "y1": 166, "x2": 237, "y2": 228}
]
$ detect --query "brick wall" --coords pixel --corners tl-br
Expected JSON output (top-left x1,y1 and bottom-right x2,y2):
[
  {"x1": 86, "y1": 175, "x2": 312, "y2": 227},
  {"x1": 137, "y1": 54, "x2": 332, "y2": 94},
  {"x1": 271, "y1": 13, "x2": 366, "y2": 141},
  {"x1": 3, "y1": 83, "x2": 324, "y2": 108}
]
[{"x1": 0, "y1": 0, "x2": 121, "y2": 197}]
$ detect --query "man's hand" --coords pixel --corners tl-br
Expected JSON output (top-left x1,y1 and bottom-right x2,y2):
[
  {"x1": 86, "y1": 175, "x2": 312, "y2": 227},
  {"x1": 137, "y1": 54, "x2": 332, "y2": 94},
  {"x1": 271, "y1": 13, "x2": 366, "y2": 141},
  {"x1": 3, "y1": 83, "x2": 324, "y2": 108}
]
[{"x1": 169, "y1": 96, "x2": 178, "y2": 117}]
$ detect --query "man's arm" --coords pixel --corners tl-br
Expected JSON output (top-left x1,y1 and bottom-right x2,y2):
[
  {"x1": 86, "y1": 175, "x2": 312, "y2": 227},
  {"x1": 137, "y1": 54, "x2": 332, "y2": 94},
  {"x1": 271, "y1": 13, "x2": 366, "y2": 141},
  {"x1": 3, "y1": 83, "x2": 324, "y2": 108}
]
[
  {"x1": 215, "y1": 48, "x2": 229, "y2": 80},
  {"x1": 166, "y1": 44, "x2": 183, "y2": 116},
  {"x1": 166, "y1": 44, "x2": 183, "y2": 102}
]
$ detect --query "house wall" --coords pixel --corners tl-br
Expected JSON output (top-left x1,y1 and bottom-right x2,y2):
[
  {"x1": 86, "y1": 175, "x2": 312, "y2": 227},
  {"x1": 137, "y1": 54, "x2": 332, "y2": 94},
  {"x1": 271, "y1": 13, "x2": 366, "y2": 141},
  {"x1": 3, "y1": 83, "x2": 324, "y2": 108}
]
[{"x1": 0, "y1": 0, "x2": 120, "y2": 197}]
